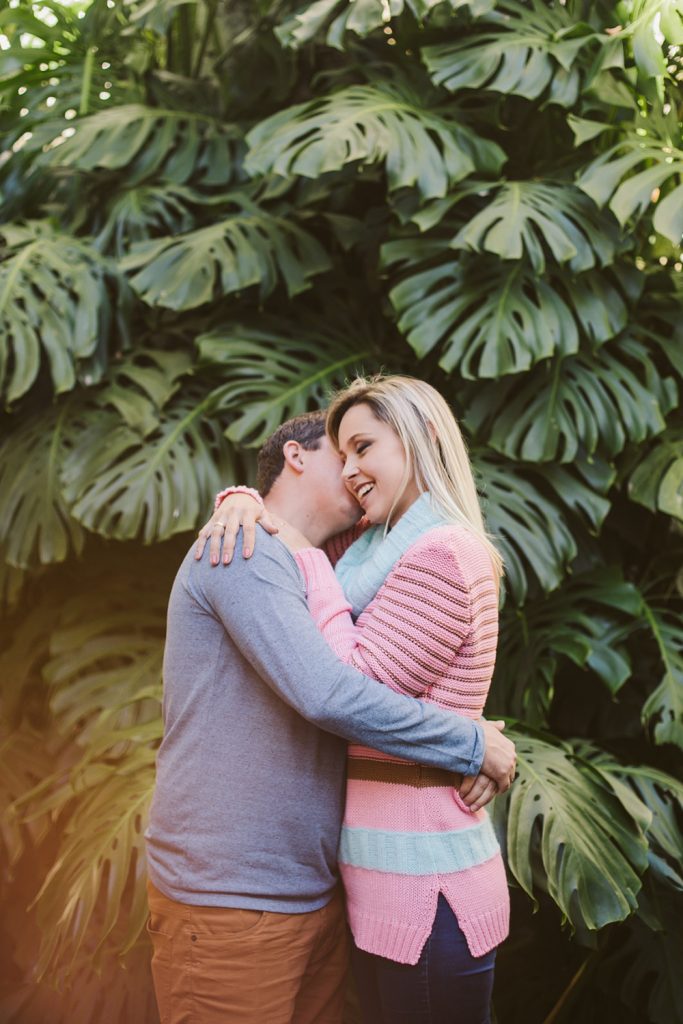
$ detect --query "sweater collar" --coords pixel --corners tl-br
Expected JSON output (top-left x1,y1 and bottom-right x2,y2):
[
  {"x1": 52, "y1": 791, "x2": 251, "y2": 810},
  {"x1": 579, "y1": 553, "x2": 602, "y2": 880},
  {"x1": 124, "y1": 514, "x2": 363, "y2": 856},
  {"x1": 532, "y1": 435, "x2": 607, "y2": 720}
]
[{"x1": 334, "y1": 492, "x2": 447, "y2": 617}]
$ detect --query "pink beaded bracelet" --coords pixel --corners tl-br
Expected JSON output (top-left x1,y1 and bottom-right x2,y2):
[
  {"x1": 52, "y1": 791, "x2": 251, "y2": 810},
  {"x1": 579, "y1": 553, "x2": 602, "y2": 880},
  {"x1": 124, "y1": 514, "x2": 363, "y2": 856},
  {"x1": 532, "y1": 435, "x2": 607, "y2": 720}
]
[{"x1": 214, "y1": 486, "x2": 264, "y2": 512}]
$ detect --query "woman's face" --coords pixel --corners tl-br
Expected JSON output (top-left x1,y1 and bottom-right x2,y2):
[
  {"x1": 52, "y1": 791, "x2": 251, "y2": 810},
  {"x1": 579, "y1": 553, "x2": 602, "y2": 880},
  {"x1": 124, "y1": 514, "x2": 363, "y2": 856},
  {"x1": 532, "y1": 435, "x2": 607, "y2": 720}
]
[{"x1": 337, "y1": 403, "x2": 420, "y2": 526}]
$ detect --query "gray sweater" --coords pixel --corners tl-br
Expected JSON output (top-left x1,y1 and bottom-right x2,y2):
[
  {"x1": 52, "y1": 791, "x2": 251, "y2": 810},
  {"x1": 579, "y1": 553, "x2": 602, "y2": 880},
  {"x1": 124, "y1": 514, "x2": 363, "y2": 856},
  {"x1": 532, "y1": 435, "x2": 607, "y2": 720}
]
[{"x1": 145, "y1": 532, "x2": 484, "y2": 912}]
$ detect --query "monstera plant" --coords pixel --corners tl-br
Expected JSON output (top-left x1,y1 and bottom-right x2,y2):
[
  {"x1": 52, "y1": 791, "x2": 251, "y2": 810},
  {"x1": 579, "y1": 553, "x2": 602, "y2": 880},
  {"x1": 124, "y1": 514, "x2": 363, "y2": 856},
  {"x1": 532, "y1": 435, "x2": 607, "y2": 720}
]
[{"x1": 0, "y1": 0, "x2": 681, "y2": 1022}]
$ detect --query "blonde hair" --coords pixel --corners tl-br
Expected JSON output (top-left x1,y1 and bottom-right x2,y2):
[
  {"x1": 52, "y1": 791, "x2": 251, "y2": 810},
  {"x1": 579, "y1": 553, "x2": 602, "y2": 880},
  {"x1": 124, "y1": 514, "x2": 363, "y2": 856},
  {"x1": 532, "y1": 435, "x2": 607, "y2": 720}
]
[{"x1": 326, "y1": 375, "x2": 504, "y2": 581}]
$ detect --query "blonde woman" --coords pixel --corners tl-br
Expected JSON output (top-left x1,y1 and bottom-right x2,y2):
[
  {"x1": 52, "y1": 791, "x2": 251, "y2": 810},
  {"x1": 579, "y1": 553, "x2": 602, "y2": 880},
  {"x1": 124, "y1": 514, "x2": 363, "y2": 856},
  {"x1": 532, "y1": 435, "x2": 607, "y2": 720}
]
[{"x1": 203, "y1": 376, "x2": 510, "y2": 1024}]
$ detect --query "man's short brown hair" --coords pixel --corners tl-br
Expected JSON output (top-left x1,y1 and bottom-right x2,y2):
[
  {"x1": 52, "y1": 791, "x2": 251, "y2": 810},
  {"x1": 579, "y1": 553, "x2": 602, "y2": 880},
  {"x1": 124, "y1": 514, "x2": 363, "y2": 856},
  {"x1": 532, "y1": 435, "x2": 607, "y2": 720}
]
[{"x1": 256, "y1": 411, "x2": 327, "y2": 496}]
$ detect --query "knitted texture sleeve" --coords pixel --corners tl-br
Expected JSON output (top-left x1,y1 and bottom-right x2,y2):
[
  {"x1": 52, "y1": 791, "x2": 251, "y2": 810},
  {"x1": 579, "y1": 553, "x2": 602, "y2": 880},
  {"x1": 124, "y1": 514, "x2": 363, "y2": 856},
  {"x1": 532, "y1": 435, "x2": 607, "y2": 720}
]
[
  {"x1": 295, "y1": 529, "x2": 474, "y2": 697},
  {"x1": 295, "y1": 549, "x2": 359, "y2": 662}
]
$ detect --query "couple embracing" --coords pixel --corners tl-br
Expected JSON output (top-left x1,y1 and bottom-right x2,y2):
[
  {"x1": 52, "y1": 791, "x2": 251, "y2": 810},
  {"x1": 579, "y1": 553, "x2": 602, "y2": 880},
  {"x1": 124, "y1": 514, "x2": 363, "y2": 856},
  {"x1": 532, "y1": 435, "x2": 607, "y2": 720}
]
[{"x1": 145, "y1": 374, "x2": 515, "y2": 1024}]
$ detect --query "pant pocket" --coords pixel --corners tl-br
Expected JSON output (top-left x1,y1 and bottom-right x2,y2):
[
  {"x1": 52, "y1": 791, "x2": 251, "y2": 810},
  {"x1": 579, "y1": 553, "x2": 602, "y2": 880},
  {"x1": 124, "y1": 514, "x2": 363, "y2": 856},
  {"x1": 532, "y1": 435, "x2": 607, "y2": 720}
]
[
  {"x1": 147, "y1": 919, "x2": 173, "y2": 1024},
  {"x1": 188, "y1": 906, "x2": 266, "y2": 938},
  {"x1": 186, "y1": 924, "x2": 268, "y2": 1020}
]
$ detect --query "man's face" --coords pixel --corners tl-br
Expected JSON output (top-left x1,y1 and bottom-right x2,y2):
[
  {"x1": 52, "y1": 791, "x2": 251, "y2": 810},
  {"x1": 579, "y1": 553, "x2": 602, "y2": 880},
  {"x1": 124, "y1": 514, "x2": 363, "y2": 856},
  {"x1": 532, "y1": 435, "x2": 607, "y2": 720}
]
[{"x1": 303, "y1": 436, "x2": 363, "y2": 538}]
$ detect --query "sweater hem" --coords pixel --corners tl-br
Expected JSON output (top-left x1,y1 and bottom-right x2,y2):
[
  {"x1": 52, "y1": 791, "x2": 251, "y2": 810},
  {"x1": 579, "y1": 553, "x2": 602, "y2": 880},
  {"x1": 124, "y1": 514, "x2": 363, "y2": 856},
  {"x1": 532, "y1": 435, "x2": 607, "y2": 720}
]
[{"x1": 347, "y1": 902, "x2": 509, "y2": 965}]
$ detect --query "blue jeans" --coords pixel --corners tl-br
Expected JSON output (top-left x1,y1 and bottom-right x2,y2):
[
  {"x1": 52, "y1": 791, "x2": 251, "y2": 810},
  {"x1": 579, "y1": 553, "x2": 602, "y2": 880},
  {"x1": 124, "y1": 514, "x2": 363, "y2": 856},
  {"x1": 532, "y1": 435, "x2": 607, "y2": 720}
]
[{"x1": 352, "y1": 894, "x2": 496, "y2": 1024}]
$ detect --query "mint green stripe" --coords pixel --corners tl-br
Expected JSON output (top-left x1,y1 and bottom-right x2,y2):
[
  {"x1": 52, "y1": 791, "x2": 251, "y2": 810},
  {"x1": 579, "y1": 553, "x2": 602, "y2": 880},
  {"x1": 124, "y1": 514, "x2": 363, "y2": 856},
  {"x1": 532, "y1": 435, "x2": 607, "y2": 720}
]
[{"x1": 338, "y1": 817, "x2": 499, "y2": 875}]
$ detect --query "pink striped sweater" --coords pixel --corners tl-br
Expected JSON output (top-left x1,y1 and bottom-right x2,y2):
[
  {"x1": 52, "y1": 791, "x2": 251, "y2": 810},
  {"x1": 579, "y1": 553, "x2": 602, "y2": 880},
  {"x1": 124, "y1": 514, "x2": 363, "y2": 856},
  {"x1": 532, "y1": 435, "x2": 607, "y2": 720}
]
[{"x1": 295, "y1": 524, "x2": 510, "y2": 965}]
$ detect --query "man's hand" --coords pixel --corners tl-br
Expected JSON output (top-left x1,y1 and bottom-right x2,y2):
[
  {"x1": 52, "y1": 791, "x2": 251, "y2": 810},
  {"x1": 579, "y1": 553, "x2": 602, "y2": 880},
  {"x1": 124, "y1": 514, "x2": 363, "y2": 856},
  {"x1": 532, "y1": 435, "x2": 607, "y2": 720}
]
[
  {"x1": 479, "y1": 719, "x2": 516, "y2": 794},
  {"x1": 195, "y1": 494, "x2": 279, "y2": 566}
]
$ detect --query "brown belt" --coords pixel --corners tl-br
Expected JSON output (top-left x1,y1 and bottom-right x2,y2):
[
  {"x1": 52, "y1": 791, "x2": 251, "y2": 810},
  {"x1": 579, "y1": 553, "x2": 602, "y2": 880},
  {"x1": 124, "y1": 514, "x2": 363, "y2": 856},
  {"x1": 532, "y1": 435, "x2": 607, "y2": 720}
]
[{"x1": 347, "y1": 757, "x2": 463, "y2": 789}]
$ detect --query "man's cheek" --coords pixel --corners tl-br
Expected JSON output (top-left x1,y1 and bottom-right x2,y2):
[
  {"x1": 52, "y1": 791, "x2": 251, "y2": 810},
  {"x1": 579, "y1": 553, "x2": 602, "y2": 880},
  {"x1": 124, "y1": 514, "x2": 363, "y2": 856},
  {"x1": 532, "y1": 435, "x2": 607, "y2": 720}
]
[{"x1": 346, "y1": 501, "x2": 363, "y2": 524}]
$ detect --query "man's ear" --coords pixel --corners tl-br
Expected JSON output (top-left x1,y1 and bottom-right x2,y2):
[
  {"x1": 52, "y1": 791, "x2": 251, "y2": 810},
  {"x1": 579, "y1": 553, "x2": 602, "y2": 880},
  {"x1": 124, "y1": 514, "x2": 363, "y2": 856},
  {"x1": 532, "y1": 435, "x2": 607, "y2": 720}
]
[{"x1": 282, "y1": 440, "x2": 305, "y2": 474}]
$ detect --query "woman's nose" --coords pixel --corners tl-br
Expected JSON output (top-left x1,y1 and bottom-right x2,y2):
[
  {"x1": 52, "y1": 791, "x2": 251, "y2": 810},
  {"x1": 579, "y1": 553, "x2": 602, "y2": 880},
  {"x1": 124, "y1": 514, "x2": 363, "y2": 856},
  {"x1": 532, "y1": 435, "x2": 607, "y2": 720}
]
[{"x1": 342, "y1": 459, "x2": 357, "y2": 480}]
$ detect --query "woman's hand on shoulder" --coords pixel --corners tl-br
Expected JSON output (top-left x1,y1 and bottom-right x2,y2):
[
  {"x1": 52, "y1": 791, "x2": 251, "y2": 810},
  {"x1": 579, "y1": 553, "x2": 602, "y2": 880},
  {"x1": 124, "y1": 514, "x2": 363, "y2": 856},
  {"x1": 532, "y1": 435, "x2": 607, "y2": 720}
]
[{"x1": 195, "y1": 493, "x2": 279, "y2": 565}]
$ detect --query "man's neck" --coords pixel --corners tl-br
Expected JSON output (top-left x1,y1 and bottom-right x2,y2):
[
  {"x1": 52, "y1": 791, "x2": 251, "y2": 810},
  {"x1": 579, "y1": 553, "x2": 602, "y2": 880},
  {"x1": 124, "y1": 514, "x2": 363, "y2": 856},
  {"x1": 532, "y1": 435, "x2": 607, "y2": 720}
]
[{"x1": 264, "y1": 494, "x2": 328, "y2": 548}]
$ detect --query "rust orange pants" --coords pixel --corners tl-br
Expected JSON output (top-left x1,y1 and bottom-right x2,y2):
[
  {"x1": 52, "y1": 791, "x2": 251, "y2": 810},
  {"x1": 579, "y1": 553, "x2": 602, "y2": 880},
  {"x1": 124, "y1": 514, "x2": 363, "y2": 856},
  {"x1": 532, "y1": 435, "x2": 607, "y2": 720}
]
[{"x1": 146, "y1": 879, "x2": 348, "y2": 1024}]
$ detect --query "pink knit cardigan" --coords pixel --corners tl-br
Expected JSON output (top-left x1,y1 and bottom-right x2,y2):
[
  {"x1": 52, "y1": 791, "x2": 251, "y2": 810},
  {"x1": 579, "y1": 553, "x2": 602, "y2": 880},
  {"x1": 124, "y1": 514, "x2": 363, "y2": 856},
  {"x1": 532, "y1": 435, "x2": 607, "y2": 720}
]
[{"x1": 295, "y1": 524, "x2": 510, "y2": 965}]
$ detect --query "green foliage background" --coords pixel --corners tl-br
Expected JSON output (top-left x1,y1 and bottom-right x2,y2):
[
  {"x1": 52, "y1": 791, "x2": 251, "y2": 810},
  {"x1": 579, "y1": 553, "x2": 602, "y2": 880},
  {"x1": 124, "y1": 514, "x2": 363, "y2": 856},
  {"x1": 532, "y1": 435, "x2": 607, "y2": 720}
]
[{"x1": 0, "y1": 0, "x2": 682, "y2": 1021}]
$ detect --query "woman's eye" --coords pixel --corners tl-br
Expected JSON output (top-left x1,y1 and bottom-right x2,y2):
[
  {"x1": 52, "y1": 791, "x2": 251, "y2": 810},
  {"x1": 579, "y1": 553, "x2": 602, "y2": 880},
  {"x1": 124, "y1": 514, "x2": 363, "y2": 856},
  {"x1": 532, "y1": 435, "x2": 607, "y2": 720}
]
[{"x1": 357, "y1": 443, "x2": 369, "y2": 455}]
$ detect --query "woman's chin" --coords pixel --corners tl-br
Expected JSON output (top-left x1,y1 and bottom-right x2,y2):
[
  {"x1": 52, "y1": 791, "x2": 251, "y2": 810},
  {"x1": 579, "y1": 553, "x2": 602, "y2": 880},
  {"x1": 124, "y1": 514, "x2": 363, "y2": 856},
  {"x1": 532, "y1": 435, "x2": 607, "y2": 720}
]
[{"x1": 363, "y1": 506, "x2": 385, "y2": 527}]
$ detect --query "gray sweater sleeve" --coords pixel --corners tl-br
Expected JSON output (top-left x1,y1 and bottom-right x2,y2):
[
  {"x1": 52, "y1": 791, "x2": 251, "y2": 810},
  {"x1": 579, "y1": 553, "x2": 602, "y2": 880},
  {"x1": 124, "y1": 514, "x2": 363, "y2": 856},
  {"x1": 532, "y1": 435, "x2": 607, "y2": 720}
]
[{"x1": 191, "y1": 533, "x2": 484, "y2": 776}]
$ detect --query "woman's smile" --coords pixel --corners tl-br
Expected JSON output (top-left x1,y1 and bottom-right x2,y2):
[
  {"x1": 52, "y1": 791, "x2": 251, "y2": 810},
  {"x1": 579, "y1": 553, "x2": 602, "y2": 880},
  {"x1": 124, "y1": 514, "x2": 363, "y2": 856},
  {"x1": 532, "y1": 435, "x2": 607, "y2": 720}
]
[{"x1": 356, "y1": 482, "x2": 374, "y2": 501}]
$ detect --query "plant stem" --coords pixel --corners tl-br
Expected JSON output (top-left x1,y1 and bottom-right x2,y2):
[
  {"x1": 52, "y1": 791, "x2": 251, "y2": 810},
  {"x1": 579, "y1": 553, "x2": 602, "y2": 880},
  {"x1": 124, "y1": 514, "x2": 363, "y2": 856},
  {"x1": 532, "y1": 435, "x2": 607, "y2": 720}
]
[
  {"x1": 178, "y1": 4, "x2": 194, "y2": 77},
  {"x1": 542, "y1": 959, "x2": 589, "y2": 1024},
  {"x1": 193, "y1": 0, "x2": 219, "y2": 78},
  {"x1": 79, "y1": 46, "x2": 96, "y2": 116}
]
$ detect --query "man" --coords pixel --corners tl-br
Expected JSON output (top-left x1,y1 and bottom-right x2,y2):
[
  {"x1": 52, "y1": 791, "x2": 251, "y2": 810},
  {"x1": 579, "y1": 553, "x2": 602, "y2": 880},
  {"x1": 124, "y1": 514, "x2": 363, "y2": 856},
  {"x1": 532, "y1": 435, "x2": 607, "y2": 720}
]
[{"x1": 145, "y1": 411, "x2": 515, "y2": 1024}]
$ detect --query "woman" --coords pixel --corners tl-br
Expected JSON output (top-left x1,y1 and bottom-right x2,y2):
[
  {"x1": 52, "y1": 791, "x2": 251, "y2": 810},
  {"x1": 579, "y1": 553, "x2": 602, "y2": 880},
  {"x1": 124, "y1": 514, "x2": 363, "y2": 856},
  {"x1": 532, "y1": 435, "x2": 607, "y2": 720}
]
[{"x1": 202, "y1": 375, "x2": 509, "y2": 1024}]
